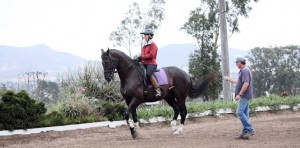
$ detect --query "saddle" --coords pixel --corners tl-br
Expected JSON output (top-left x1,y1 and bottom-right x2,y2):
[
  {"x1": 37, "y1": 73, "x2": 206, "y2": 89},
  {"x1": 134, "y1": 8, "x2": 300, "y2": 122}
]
[{"x1": 136, "y1": 63, "x2": 168, "y2": 87}]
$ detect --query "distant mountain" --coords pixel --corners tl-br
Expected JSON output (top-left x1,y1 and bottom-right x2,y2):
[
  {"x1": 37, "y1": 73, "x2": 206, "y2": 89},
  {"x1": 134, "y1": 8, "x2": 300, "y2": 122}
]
[
  {"x1": 157, "y1": 43, "x2": 250, "y2": 76},
  {"x1": 0, "y1": 43, "x2": 250, "y2": 82},
  {"x1": 157, "y1": 44, "x2": 197, "y2": 71},
  {"x1": 0, "y1": 44, "x2": 87, "y2": 82}
]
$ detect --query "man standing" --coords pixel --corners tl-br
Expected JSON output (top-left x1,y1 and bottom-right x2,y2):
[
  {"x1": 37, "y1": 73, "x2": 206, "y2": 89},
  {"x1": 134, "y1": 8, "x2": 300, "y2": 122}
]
[{"x1": 224, "y1": 57, "x2": 255, "y2": 140}]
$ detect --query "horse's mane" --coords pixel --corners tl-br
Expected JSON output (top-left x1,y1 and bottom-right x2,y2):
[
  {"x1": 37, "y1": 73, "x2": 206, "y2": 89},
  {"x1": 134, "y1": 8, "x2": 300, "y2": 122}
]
[{"x1": 109, "y1": 49, "x2": 133, "y2": 63}]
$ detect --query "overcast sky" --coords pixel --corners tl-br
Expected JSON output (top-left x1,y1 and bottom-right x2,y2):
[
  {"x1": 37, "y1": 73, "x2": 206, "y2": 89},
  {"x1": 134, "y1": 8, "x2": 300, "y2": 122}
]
[{"x1": 0, "y1": 0, "x2": 300, "y2": 60}]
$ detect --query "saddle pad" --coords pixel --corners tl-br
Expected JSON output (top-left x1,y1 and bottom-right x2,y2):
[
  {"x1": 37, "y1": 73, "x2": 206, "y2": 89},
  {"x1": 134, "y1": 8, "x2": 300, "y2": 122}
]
[{"x1": 148, "y1": 69, "x2": 168, "y2": 87}]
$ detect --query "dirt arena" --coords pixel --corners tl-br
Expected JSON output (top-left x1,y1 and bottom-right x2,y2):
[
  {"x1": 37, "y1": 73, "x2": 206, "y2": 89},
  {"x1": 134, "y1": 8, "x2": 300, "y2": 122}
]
[{"x1": 1, "y1": 110, "x2": 300, "y2": 148}]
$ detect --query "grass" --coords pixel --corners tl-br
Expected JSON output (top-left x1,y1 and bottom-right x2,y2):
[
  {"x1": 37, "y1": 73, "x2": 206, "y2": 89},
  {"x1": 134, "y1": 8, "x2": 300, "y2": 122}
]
[
  {"x1": 137, "y1": 94, "x2": 300, "y2": 120},
  {"x1": 2, "y1": 94, "x2": 299, "y2": 130}
]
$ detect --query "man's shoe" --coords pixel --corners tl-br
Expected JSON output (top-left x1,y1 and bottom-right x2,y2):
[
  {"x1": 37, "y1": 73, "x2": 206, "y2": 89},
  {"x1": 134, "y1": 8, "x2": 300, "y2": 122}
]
[
  {"x1": 235, "y1": 134, "x2": 249, "y2": 140},
  {"x1": 247, "y1": 131, "x2": 255, "y2": 136}
]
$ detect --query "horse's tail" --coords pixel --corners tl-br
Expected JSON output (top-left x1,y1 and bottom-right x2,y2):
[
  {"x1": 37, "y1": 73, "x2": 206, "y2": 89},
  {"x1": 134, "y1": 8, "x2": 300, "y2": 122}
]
[{"x1": 188, "y1": 73, "x2": 217, "y2": 99}]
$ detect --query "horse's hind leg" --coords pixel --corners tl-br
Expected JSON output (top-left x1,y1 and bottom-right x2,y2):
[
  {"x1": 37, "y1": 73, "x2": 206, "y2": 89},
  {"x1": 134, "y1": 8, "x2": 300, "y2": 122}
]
[{"x1": 164, "y1": 95, "x2": 180, "y2": 132}]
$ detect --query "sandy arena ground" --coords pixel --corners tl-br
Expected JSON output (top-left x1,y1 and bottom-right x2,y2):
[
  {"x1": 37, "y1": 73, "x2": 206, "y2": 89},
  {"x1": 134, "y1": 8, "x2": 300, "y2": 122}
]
[{"x1": 1, "y1": 110, "x2": 300, "y2": 148}]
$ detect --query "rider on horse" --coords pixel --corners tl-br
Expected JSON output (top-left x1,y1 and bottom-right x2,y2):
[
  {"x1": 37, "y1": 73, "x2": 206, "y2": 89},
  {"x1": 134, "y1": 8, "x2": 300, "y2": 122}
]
[{"x1": 137, "y1": 29, "x2": 162, "y2": 97}]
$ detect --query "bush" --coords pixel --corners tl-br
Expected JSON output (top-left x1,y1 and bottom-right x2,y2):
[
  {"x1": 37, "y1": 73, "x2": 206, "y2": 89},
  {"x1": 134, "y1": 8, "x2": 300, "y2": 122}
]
[
  {"x1": 37, "y1": 111, "x2": 65, "y2": 127},
  {"x1": 0, "y1": 90, "x2": 46, "y2": 130},
  {"x1": 98, "y1": 102, "x2": 126, "y2": 121}
]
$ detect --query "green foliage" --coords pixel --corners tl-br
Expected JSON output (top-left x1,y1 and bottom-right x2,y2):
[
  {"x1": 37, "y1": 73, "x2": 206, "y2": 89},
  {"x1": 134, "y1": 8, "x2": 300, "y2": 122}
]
[
  {"x1": 181, "y1": 0, "x2": 258, "y2": 100},
  {"x1": 0, "y1": 90, "x2": 46, "y2": 130},
  {"x1": 188, "y1": 48, "x2": 222, "y2": 101},
  {"x1": 38, "y1": 81, "x2": 60, "y2": 103},
  {"x1": 186, "y1": 102, "x2": 209, "y2": 113},
  {"x1": 99, "y1": 81, "x2": 123, "y2": 102},
  {"x1": 182, "y1": 0, "x2": 258, "y2": 47},
  {"x1": 43, "y1": 97, "x2": 108, "y2": 127},
  {"x1": 61, "y1": 103, "x2": 82, "y2": 119},
  {"x1": 59, "y1": 61, "x2": 122, "y2": 103},
  {"x1": 56, "y1": 97, "x2": 97, "y2": 119},
  {"x1": 247, "y1": 46, "x2": 300, "y2": 97},
  {"x1": 250, "y1": 94, "x2": 300, "y2": 110},
  {"x1": 183, "y1": 6, "x2": 222, "y2": 100},
  {"x1": 38, "y1": 111, "x2": 65, "y2": 127},
  {"x1": 181, "y1": 2, "x2": 219, "y2": 47},
  {"x1": 98, "y1": 102, "x2": 126, "y2": 121},
  {"x1": 0, "y1": 84, "x2": 7, "y2": 95},
  {"x1": 137, "y1": 95, "x2": 300, "y2": 120},
  {"x1": 2, "y1": 93, "x2": 299, "y2": 129},
  {"x1": 230, "y1": 0, "x2": 259, "y2": 17},
  {"x1": 137, "y1": 105, "x2": 173, "y2": 120}
]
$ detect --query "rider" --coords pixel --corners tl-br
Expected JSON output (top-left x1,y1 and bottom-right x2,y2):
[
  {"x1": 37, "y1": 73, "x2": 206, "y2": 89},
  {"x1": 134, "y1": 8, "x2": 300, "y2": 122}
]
[{"x1": 138, "y1": 29, "x2": 162, "y2": 97}]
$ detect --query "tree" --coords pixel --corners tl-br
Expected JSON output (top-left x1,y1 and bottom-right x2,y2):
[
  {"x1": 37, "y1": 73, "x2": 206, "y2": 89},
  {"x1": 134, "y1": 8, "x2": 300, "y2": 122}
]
[
  {"x1": 247, "y1": 45, "x2": 300, "y2": 97},
  {"x1": 0, "y1": 84, "x2": 7, "y2": 93},
  {"x1": 38, "y1": 81, "x2": 60, "y2": 103},
  {"x1": 109, "y1": 0, "x2": 166, "y2": 57},
  {"x1": 18, "y1": 71, "x2": 48, "y2": 101},
  {"x1": 181, "y1": 0, "x2": 258, "y2": 100}
]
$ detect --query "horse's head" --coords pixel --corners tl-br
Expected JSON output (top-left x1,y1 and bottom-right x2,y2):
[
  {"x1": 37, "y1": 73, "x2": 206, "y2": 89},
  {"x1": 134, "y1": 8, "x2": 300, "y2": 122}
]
[{"x1": 101, "y1": 48, "x2": 117, "y2": 82}]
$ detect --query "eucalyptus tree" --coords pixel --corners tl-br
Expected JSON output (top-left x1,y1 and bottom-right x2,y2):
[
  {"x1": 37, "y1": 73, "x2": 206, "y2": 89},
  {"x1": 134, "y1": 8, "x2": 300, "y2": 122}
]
[
  {"x1": 181, "y1": 0, "x2": 258, "y2": 101},
  {"x1": 247, "y1": 45, "x2": 300, "y2": 97},
  {"x1": 110, "y1": 0, "x2": 166, "y2": 57}
]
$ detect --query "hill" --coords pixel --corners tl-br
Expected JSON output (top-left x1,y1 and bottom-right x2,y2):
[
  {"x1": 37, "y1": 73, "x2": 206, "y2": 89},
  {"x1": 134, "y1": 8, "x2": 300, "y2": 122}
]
[
  {"x1": 0, "y1": 44, "x2": 87, "y2": 82},
  {"x1": 0, "y1": 43, "x2": 250, "y2": 82}
]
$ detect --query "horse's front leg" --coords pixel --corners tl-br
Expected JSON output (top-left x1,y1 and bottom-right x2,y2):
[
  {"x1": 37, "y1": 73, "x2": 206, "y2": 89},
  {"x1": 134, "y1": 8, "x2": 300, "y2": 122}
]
[
  {"x1": 124, "y1": 98, "x2": 141, "y2": 139},
  {"x1": 132, "y1": 109, "x2": 139, "y2": 129}
]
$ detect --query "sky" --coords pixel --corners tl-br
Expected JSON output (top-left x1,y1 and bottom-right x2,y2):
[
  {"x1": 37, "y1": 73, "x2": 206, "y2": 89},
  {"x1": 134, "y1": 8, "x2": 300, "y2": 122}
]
[{"x1": 0, "y1": 0, "x2": 300, "y2": 60}]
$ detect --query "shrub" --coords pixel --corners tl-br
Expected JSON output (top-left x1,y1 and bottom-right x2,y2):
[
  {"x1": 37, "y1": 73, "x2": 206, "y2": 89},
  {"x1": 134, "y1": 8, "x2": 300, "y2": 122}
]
[
  {"x1": 98, "y1": 102, "x2": 126, "y2": 121},
  {"x1": 37, "y1": 111, "x2": 65, "y2": 127},
  {"x1": 0, "y1": 90, "x2": 46, "y2": 130}
]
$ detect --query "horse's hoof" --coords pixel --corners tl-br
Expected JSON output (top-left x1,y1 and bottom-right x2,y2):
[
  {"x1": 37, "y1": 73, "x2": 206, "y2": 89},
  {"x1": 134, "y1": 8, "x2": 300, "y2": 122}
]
[
  {"x1": 173, "y1": 124, "x2": 184, "y2": 135},
  {"x1": 130, "y1": 127, "x2": 138, "y2": 139},
  {"x1": 132, "y1": 132, "x2": 138, "y2": 139},
  {"x1": 170, "y1": 120, "x2": 177, "y2": 132},
  {"x1": 171, "y1": 126, "x2": 177, "y2": 132},
  {"x1": 173, "y1": 130, "x2": 180, "y2": 135}
]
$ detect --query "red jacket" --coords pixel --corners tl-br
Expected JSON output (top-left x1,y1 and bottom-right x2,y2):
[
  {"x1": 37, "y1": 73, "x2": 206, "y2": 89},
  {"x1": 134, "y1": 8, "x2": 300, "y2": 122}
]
[{"x1": 141, "y1": 42, "x2": 158, "y2": 65}]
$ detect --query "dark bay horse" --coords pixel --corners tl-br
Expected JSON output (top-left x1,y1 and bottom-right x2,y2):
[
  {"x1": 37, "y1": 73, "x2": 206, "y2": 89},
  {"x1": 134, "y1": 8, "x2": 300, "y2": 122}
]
[{"x1": 101, "y1": 48, "x2": 216, "y2": 139}]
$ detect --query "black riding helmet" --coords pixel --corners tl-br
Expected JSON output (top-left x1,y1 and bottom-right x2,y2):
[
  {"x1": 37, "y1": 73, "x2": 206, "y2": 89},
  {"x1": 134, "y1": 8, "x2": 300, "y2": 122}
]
[{"x1": 140, "y1": 29, "x2": 154, "y2": 39}]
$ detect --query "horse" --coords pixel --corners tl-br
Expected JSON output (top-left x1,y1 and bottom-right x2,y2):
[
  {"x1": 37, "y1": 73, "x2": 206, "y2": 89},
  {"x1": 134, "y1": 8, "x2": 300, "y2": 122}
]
[{"x1": 101, "y1": 48, "x2": 216, "y2": 139}]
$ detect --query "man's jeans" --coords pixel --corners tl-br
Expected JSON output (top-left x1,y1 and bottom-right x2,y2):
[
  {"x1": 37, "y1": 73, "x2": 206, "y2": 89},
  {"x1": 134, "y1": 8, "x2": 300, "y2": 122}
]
[{"x1": 236, "y1": 98, "x2": 254, "y2": 135}]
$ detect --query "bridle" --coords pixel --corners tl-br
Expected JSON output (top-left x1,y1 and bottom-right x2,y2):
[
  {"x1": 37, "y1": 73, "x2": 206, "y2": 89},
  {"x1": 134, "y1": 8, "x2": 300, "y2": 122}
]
[{"x1": 102, "y1": 53, "x2": 135, "y2": 80}]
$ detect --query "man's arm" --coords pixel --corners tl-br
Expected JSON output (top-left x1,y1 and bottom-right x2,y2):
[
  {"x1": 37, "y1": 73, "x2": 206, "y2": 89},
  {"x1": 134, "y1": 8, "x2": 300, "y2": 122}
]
[
  {"x1": 238, "y1": 82, "x2": 249, "y2": 96},
  {"x1": 223, "y1": 76, "x2": 237, "y2": 84}
]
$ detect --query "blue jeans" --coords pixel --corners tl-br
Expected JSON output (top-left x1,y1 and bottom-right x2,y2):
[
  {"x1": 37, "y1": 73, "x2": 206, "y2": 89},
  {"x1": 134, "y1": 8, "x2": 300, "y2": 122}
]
[{"x1": 236, "y1": 98, "x2": 254, "y2": 135}]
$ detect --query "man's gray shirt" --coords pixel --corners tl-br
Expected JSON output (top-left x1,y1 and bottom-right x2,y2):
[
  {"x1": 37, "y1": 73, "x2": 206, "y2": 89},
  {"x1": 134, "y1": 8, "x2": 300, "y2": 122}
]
[{"x1": 235, "y1": 66, "x2": 253, "y2": 100}]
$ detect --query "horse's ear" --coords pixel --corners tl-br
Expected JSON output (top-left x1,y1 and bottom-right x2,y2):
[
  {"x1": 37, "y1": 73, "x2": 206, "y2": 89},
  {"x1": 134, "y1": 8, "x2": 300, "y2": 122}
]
[
  {"x1": 101, "y1": 49, "x2": 105, "y2": 53},
  {"x1": 106, "y1": 48, "x2": 110, "y2": 55}
]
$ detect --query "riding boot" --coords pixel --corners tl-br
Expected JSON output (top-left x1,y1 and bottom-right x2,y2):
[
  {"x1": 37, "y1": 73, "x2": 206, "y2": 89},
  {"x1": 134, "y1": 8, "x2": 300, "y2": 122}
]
[{"x1": 150, "y1": 75, "x2": 162, "y2": 97}]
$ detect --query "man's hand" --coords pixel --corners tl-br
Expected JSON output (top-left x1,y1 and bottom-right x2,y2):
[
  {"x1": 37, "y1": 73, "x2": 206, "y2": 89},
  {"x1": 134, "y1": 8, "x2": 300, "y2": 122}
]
[
  {"x1": 136, "y1": 56, "x2": 142, "y2": 62},
  {"x1": 235, "y1": 94, "x2": 241, "y2": 101},
  {"x1": 224, "y1": 76, "x2": 229, "y2": 81}
]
